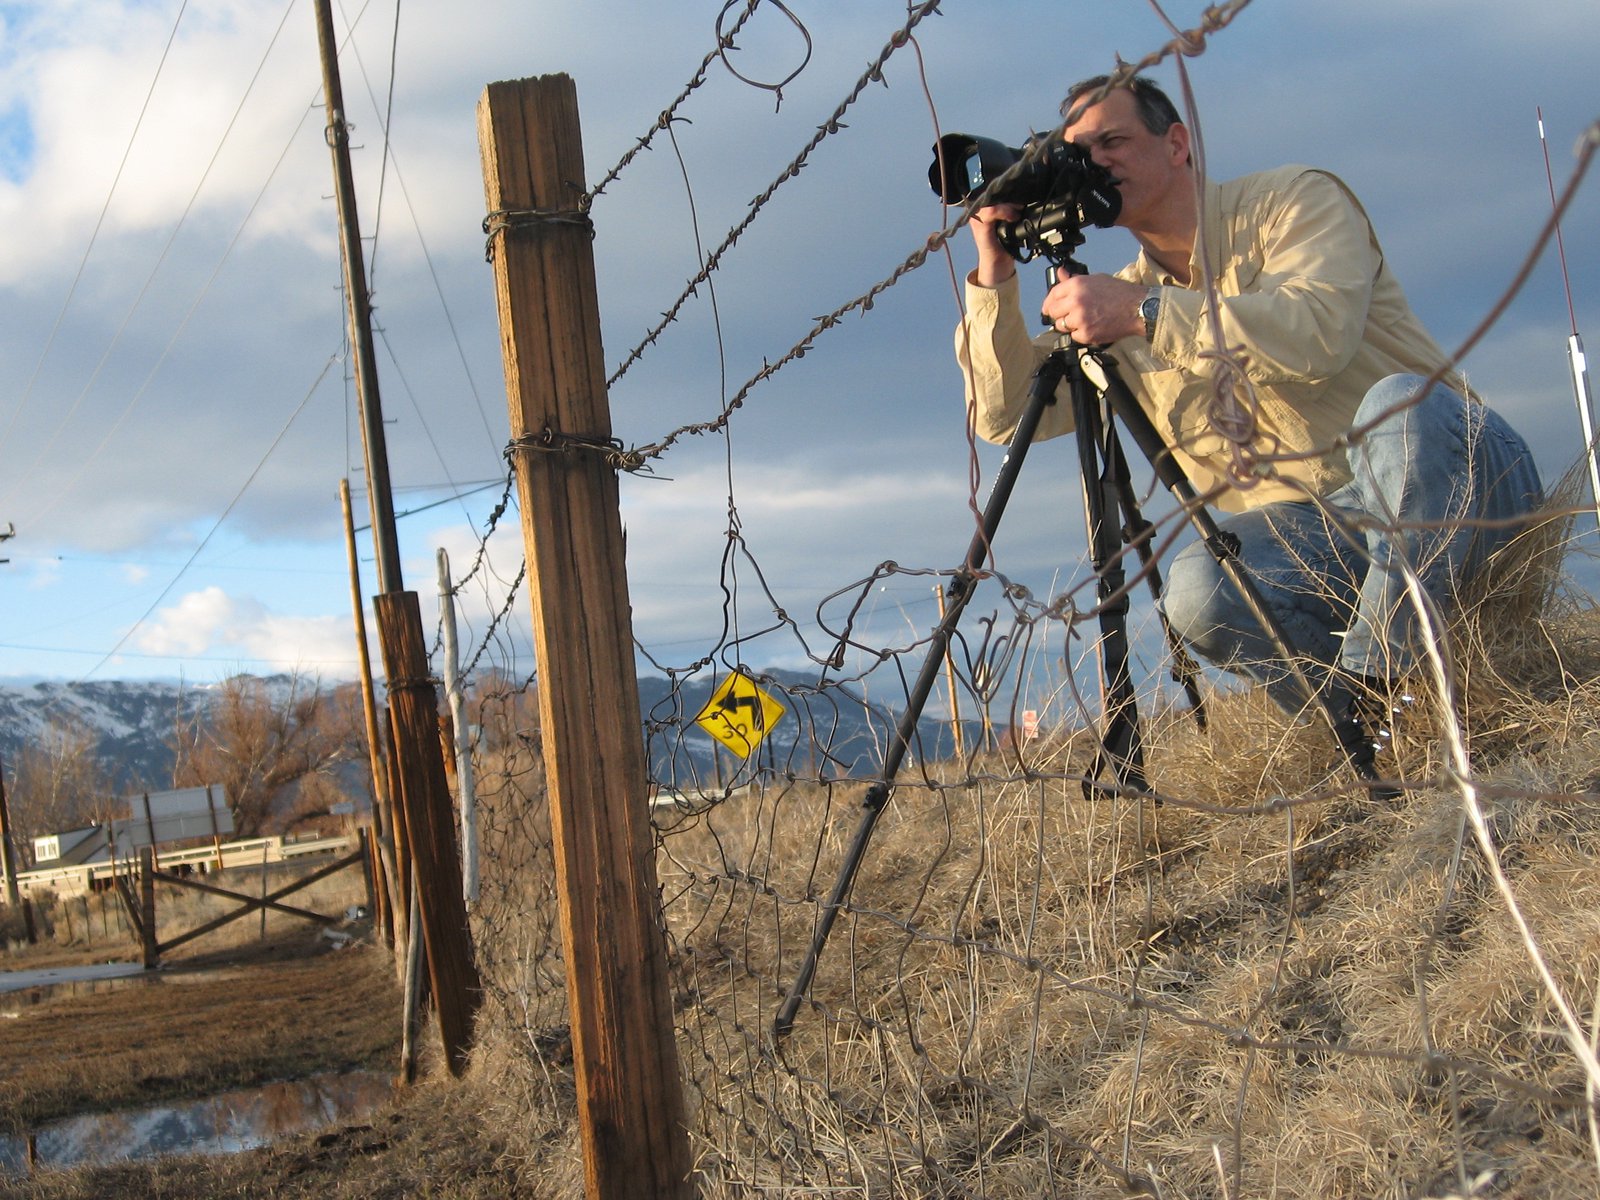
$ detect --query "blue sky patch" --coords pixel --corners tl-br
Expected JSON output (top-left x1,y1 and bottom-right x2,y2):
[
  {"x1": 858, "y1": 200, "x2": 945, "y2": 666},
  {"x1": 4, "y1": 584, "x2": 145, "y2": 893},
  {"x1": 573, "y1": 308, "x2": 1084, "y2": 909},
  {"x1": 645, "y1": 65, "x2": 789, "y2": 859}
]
[{"x1": 0, "y1": 104, "x2": 33, "y2": 183}]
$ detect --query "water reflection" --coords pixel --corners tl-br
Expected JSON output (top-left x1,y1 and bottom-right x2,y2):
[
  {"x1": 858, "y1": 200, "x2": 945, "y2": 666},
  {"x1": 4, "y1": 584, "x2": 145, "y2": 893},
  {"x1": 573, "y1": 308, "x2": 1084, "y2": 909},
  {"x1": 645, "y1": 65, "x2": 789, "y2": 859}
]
[
  {"x1": 1, "y1": 969, "x2": 147, "y2": 1014},
  {"x1": 0, "y1": 1070, "x2": 394, "y2": 1174},
  {"x1": 0, "y1": 962, "x2": 147, "y2": 1010},
  {"x1": 0, "y1": 965, "x2": 245, "y2": 1014}
]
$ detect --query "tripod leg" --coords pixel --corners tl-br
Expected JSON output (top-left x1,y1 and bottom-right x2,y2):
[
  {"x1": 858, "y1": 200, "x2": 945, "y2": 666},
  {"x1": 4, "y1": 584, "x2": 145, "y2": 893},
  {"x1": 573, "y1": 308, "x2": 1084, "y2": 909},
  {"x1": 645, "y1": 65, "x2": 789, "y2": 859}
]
[
  {"x1": 1105, "y1": 431, "x2": 1208, "y2": 730},
  {"x1": 772, "y1": 351, "x2": 1071, "y2": 1039},
  {"x1": 1071, "y1": 371, "x2": 1148, "y2": 798}
]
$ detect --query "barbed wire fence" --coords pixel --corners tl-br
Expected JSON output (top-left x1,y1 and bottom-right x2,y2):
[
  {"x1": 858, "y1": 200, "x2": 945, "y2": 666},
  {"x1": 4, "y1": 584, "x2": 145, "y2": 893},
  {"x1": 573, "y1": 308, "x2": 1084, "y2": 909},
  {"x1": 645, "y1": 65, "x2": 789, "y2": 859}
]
[{"x1": 429, "y1": 2, "x2": 1600, "y2": 1195}]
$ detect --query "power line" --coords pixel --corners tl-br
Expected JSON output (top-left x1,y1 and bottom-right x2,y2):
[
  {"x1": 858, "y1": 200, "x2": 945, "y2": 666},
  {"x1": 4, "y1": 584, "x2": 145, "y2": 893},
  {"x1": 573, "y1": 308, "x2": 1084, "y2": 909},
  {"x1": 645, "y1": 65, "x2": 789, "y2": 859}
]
[
  {"x1": 0, "y1": 0, "x2": 193, "y2": 462},
  {"x1": 0, "y1": 639, "x2": 360, "y2": 670},
  {"x1": 77, "y1": 350, "x2": 343, "y2": 682},
  {"x1": 0, "y1": 0, "x2": 300, "y2": 517}
]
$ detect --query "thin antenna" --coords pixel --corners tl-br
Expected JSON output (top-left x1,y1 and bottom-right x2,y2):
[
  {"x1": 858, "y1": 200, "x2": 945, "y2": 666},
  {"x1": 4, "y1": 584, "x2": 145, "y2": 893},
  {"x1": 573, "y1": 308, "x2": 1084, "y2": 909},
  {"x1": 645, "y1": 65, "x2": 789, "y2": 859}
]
[{"x1": 1538, "y1": 106, "x2": 1600, "y2": 532}]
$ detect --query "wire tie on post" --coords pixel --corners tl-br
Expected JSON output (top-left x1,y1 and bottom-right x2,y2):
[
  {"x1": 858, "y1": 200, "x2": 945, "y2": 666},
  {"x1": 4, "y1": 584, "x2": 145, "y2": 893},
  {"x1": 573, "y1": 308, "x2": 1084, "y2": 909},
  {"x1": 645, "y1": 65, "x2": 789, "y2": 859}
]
[
  {"x1": 482, "y1": 207, "x2": 595, "y2": 261},
  {"x1": 505, "y1": 427, "x2": 651, "y2": 475}
]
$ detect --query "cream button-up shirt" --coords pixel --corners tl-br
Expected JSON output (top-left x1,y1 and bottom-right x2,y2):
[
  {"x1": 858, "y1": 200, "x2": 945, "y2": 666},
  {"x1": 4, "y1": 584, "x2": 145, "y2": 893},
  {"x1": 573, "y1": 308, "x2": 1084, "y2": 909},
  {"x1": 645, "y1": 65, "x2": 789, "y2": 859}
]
[{"x1": 955, "y1": 166, "x2": 1466, "y2": 512}]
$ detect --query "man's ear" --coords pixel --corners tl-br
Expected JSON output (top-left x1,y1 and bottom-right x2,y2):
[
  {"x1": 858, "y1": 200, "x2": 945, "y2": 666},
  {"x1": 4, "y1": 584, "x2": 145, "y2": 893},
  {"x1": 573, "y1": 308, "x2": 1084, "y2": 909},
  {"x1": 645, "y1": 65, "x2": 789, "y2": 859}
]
[{"x1": 1166, "y1": 121, "x2": 1192, "y2": 167}]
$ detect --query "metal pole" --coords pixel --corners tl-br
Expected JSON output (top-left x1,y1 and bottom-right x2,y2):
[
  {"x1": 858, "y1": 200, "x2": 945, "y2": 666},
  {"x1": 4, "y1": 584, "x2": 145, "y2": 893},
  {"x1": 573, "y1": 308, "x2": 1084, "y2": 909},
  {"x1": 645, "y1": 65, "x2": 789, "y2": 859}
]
[
  {"x1": 774, "y1": 353, "x2": 1068, "y2": 1038},
  {"x1": 934, "y1": 586, "x2": 965, "y2": 761},
  {"x1": 1538, "y1": 108, "x2": 1600, "y2": 532},
  {"x1": 1564, "y1": 333, "x2": 1599, "y2": 532},
  {"x1": 436, "y1": 549, "x2": 479, "y2": 905}
]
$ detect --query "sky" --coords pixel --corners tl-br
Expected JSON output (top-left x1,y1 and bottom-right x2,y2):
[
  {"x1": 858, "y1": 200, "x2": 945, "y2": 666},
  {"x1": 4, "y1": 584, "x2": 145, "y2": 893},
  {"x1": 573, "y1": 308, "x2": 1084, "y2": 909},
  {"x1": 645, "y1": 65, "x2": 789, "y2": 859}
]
[{"x1": 0, "y1": 0, "x2": 1597, "y2": 699}]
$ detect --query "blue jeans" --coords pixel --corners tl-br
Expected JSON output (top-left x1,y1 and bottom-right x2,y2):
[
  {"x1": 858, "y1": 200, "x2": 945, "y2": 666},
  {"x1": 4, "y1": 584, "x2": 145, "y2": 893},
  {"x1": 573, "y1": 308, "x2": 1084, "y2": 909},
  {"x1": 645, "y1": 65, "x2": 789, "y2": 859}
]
[{"x1": 1158, "y1": 374, "x2": 1544, "y2": 715}]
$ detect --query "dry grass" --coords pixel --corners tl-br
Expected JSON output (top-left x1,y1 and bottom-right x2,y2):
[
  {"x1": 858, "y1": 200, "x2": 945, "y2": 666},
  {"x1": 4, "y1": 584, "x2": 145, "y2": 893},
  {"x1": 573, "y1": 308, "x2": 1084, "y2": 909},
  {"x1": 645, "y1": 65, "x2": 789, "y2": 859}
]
[
  {"x1": 0, "y1": 928, "x2": 401, "y2": 1137},
  {"x1": 635, "y1": 681, "x2": 1600, "y2": 1196},
  {"x1": 599, "y1": 537, "x2": 1600, "y2": 1196},
  {"x1": 13, "y1": 510, "x2": 1600, "y2": 1198}
]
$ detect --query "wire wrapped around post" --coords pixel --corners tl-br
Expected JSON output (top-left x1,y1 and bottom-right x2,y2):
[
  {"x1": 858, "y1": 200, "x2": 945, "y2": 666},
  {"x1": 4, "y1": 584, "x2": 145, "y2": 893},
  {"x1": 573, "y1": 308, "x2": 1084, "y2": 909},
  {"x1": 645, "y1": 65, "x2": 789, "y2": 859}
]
[
  {"x1": 503, "y1": 427, "x2": 650, "y2": 476},
  {"x1": 481, "y1": 207, "x2": 594, "y2": 261}
]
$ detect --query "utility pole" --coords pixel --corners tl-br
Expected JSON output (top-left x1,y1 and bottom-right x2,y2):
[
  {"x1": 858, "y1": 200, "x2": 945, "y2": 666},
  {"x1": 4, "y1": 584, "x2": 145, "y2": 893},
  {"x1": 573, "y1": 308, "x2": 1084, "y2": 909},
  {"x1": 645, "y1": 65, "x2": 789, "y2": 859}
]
[
  {"x1": 0, "y1": 523, "x2": 14, "y2": 564},
  {"x1": 315, "y1": 2, "x2": 399, "y2": 591},
  {"x1": 313, "y1": 0, "x2": 479, "y2": 1075}
]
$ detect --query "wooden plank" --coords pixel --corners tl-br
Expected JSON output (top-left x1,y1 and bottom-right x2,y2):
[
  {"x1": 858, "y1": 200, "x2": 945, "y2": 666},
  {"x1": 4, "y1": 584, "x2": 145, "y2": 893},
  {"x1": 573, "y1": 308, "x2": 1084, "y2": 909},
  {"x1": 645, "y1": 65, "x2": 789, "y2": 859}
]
[{"x1": 138, "y1": 847, "x2": 157, "y2": 968}]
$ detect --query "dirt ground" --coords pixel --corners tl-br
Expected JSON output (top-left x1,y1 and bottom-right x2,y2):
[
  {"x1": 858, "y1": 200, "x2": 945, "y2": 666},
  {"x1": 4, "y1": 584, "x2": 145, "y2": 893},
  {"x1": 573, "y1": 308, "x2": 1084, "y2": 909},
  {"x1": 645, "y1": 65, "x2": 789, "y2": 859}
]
[
  {"x1": 2, "y1": 1082, "x2": 529, "y2": 1200},
  {"x1": 0, "y1": 926, "x2": 527, "y2": 1199}
]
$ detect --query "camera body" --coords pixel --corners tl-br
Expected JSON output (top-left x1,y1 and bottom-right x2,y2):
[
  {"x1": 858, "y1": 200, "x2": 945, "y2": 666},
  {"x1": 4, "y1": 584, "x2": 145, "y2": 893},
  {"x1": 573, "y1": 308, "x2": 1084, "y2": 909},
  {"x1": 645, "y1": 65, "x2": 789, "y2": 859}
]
[{"x1": 929, "y1": 131, "x2": 1121, "y2": 262}]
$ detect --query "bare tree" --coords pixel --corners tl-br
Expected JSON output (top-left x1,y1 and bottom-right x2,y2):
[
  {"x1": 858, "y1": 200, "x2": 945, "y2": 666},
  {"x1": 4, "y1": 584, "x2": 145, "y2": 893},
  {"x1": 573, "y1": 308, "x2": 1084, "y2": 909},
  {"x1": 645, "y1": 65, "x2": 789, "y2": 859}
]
[
  {"x1": 470, "y1": 668, "x2": 540, "y2": 756},
  {"x1": 170, "y1": 673, "x2": 365, "y2": 838},
  {"x1": 6, "y1": 718, "x2": 116, "y2": 864}
]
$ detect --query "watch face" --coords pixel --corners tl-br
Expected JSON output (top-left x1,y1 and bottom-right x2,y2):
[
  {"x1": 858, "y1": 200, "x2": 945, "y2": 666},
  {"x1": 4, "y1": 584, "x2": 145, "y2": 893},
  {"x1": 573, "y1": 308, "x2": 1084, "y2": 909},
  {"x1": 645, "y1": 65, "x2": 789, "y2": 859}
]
[{"x1": 1140, "y1": 295, "x2": 1159, "y2": 337}]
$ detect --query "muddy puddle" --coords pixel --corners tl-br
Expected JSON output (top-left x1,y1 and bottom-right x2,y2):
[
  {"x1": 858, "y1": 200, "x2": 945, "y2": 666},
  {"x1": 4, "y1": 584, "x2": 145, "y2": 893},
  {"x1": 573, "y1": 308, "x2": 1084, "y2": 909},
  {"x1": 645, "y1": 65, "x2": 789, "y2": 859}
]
[
  {"x1": 0, "y1": 963, "x2": 242, "y2": 1014},
  {"x1": 0, "y1": 1069, "x2": 395, "y2": 1174},
  {"x1": 0, "y1": 962, "x2": 148, "y2": 1013}
]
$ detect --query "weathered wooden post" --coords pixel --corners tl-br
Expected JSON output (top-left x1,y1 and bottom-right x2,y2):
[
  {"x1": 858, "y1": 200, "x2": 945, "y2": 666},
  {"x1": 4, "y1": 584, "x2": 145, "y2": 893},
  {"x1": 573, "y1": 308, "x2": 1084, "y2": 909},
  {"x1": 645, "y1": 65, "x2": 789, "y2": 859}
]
[
  {"x1": 374, "y1": 592, "x2": 482, "y2": 1077},
  {"x1": 341, "y1": 478, "x2": 402, "y2": 955},
  {"x1": 0, "y1": 754, "x2": 20, "y2": 912},
  {"x1": 357, "y1": 826, "x2": 376, "y2": 918},
  {"x1": 478, "y1": 74, "x2": 693, "y2": 1199},
  {"x1": 312, "y1": 0, "x2": 479, "y2": 1073},
  {"x1": 139, "y1": 846, "x2": 158, "y2": 969}
]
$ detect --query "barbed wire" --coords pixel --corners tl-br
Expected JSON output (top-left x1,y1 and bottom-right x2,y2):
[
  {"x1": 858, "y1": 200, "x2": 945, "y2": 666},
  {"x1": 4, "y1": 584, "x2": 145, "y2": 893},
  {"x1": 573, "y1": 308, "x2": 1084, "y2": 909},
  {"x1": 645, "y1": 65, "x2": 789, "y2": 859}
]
[
  {"x1": 455, "y1": 4, "x2": 1600, "y2": 1195},
  {"x1": 613, "y1": 0, "x2": 1263, "y2": 467},
  {"x1": 585, "y1": 0, "x2": 766, "y2": 207},
  {"x1": 604, "y1": 0, "x2": 944, "y2": 391}
]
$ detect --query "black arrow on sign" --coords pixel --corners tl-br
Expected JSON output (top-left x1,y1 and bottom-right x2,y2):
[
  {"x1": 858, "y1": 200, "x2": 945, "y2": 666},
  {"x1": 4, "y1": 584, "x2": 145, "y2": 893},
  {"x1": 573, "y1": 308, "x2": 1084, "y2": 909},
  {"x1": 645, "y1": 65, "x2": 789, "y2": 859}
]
[{"x1": 717, "y1": 691, "x2": 765, "y2": 731}]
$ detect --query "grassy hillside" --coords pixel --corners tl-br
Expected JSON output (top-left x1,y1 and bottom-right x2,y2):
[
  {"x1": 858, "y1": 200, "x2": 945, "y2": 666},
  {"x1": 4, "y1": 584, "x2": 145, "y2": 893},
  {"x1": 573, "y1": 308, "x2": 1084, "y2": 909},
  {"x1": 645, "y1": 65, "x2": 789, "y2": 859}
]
[
  {"x1": 17, "y1": 545, "x2": 1600, "y2": 1199},
  {"x1": 464, "y1": 553, "x2": 1600, "y2": 1197}
]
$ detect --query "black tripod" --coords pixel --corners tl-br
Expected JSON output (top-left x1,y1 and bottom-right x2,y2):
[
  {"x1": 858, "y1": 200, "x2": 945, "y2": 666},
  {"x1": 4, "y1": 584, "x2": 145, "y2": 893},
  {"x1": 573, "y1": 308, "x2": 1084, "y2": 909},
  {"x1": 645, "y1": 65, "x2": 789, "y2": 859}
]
[{"x1": 772, "y1": 271, "x2": 1388, "y2": 1040}]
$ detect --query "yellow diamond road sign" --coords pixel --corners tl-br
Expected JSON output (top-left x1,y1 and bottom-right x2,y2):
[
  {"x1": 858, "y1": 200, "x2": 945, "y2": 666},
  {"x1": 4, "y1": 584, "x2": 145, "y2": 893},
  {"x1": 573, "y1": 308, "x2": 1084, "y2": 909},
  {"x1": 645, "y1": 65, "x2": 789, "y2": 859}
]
[{"x1": 694, "y1": 671, "x2": 786, "y2": 757}]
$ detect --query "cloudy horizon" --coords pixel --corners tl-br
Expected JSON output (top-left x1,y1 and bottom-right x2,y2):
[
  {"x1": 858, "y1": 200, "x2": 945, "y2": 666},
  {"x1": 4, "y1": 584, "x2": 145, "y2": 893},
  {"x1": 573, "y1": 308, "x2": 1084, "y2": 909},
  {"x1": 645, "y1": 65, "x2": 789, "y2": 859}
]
[{"x1": 1, "y1": 1, "x2": 1595, "y2": 692}]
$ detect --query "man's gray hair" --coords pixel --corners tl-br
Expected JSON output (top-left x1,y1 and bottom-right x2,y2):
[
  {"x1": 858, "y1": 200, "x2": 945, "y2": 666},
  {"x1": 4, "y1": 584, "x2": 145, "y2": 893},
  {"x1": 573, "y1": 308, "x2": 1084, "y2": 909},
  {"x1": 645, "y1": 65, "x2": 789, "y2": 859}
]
[{"x1": 1061, "y1": 74, "x2": 1182, "y2": 136}]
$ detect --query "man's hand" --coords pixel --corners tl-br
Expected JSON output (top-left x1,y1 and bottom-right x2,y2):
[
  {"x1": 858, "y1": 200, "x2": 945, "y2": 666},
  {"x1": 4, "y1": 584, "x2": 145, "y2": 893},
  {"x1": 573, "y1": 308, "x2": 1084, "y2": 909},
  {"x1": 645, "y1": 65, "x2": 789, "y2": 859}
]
[
  {"x1": 1041, "y1": 273, "x2": 1147, "y2": 345},
  {"x1": 969, "y1": 204, "x2": 1020, "y2": 289}
]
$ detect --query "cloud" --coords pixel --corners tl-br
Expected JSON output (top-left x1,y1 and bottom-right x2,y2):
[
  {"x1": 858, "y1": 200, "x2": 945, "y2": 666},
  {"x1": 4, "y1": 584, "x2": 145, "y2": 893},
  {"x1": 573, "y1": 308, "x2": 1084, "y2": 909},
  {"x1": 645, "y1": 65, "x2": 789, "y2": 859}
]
[
  {"x1": 2, "y1": 0, "x2": 1597, "y2": 682},
  {"x1": 133, "y1": 585, "x2": 358, "y2": 676}
]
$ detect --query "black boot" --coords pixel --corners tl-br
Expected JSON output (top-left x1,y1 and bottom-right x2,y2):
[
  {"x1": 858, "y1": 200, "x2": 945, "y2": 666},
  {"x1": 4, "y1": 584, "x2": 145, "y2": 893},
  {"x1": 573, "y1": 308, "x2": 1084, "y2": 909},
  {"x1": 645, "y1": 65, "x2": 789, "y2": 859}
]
[{"x1": 1331, "y1": 675, "x2": 1409, "y2": 800}]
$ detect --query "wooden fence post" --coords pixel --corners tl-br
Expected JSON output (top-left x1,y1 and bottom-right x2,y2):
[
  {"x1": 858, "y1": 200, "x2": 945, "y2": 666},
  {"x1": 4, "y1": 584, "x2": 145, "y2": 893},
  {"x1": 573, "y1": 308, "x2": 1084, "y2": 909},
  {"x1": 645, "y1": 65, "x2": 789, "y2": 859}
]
[
  {"x1": 341, "y1": 477, "x2": 403, "y2": 957},
  {"x1": 0, "y1": 753, "x2": 21, "y2": 911},
  {"x1": 478, "y1": 73, "x2": 692, "y2": 1199},
  {"x1": 358, "y1": 826, "x2": 376, "y2": 918},
  {"x1": 374, "y1": 591, "x2": 482, "y2": 1077},
  {"x1": 139, "y1": 846, "x2": 158, "y2": 969}
]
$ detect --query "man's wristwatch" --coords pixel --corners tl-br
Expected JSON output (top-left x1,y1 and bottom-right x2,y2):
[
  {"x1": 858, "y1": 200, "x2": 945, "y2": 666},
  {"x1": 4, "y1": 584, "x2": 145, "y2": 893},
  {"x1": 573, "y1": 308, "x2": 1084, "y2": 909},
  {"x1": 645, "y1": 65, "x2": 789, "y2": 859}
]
[{"x1": 1139, "y1": 288, "x2": 1161, "y2": 341}]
